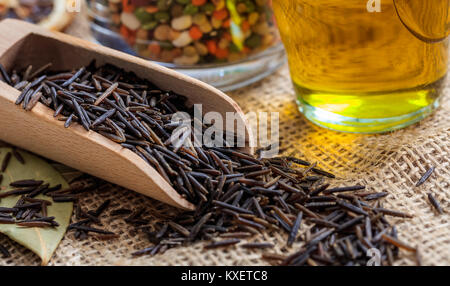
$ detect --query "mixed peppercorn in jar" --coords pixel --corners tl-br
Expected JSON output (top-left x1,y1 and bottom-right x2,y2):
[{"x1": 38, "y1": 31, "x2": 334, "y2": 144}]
[{"x1": 89, "y1": 0, "x2": 280, "y2": 66}]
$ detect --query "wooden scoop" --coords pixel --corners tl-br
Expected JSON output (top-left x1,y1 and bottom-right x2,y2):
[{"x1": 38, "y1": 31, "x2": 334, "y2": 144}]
[{"x1": 0, "y1": 19, "x2": 254, "y2": 211}]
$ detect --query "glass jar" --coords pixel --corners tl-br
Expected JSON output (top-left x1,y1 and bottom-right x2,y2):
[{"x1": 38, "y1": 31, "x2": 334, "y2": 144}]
[{"x1": 87, "y1": 0, "x2": 285, "y2": 91}]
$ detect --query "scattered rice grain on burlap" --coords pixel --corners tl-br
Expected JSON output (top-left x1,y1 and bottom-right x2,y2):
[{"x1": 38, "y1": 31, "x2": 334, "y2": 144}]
[{"x1": 0, "y1": 6, "x2": 449, "y2": 265}]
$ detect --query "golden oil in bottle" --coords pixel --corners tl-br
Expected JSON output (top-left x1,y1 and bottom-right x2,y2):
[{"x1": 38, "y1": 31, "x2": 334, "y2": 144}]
[{"x1": 273, "y1": 0, "x2": 449, "y2": 133}]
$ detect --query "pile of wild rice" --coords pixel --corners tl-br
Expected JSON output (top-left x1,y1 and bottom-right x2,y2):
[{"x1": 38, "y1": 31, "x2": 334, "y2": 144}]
[
  {"x1": 0, "y1": 148, "x2": 74, "y2": 259},
  {"x1": 0, "y1": 62, "x2": 443, "y2": 265},
  {"x1": 0, "y1": 179, "x2": 64, "y2": 227},
  {"x1": 0, "y1": 149, "x2": 72, "y2": 223}
]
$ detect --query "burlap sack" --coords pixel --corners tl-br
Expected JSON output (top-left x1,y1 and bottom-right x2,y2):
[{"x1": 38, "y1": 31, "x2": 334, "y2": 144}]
[{"x1": 0, "y1": 4, "x2": 449, "y2": 266}]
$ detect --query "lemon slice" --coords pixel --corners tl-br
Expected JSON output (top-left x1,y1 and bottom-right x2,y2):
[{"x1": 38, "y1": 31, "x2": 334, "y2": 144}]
[{"x1": 0, "y1": 0, "x2": 75, "y2": 31}]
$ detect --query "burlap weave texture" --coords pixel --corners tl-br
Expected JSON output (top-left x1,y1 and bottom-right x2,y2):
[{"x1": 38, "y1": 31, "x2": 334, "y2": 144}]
[{"x1": 0, "y1": 5, "x2": 449, "y2": 266}]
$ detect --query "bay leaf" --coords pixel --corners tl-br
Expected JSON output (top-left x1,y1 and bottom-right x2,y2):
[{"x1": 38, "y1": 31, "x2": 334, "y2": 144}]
[{"x1": 0, "y1": 148, "x2": 73, "y2": 265}]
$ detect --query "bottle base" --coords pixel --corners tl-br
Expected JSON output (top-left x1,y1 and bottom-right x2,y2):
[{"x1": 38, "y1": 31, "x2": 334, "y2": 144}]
[{"x1": 297, "y1": 97, "x2": 440, "y2": 134}]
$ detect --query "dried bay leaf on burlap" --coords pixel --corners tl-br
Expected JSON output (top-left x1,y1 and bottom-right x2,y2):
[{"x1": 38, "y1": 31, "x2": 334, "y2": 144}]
[{"x1": 0, "y1": 148, "x2": 73, "y2": 265}]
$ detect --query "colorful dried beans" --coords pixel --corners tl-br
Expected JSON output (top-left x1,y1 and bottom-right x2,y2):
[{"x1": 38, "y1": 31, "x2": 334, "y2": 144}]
[{"x1": 90, "y1": 0, "x2": 280, "y2": 65}]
